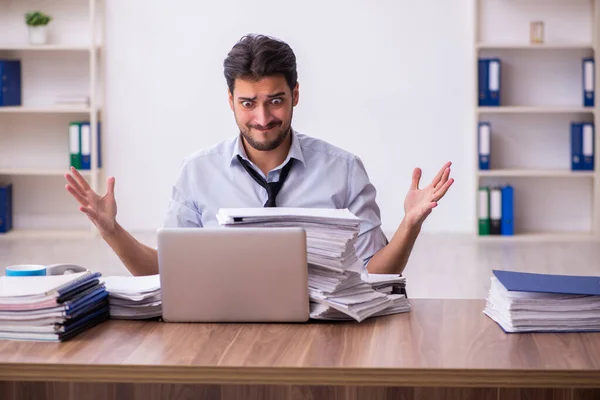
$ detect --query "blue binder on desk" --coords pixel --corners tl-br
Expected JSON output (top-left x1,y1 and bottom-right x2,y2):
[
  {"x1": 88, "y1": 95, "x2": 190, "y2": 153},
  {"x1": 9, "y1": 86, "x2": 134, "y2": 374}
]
[
  {"x1": 0, "y1": 60, "x2": 22, "y2": 106},
  {"x1": 493, "y1": 270, "x2": 600, "y2": 296},
  {"x1": 583, "y1": 58, "x2": 595, "y2": 107},
  {"x1": 478, "y1": 58, "x2": 501, "y2": 106}
]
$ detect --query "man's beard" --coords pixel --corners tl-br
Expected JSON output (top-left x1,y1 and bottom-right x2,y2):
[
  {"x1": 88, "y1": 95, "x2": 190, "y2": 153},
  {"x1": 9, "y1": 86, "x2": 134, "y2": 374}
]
[{"x1": 239, "y1": 104, "x2": 294, "y2": 152}]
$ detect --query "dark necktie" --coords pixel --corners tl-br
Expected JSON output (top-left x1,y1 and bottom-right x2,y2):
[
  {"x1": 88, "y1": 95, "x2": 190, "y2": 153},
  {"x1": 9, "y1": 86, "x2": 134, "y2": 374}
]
[{"x1": 236, "y1": 155, "x2": 295, "y2": 207}]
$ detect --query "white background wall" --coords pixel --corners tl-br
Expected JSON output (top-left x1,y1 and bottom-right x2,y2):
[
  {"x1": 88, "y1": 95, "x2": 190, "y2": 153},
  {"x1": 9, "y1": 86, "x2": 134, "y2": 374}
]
[{"x1": 103, "y1": 0, "x2": 475, "y2": 235}]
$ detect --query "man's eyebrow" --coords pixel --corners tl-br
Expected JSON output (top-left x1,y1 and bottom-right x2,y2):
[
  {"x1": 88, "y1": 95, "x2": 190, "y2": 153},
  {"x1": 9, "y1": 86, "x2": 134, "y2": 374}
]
[{"x1": 238, "y1": 92, "x2": 286, "y2": 101}]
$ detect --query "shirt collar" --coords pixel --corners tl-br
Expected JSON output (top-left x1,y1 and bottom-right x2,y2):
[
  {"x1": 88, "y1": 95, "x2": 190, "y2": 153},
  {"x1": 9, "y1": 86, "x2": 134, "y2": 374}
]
[{"x1": 230, "y1": 128, "x2": 306, "y2": 169}]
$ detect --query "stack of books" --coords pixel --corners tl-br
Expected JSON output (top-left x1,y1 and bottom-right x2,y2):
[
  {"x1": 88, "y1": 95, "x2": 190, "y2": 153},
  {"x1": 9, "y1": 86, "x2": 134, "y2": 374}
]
[
  {"x1": 484, "y1": 270, "x2": 600, "y2": 333},
  {"x1": 101, "y1": 275, "x2": 162, "y2": 319},
  {"x1": 0, "y1": 271, "x2": 109, "y2": 341},
  {"x1": 216, "y1": 207, "x2": 411, "y2": 322}
]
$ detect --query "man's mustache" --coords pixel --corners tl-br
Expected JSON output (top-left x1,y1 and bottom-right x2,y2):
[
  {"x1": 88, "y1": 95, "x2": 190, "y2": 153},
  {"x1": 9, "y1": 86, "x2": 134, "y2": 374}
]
[{"x1": 249, "y1": 121, "x2": 282, "y2": 130}]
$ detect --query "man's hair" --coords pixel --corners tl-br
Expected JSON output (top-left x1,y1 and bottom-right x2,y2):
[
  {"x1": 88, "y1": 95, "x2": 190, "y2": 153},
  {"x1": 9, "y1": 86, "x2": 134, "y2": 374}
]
[{"x1": 223, "y1": 34, "x2": 297, "y2": 94}]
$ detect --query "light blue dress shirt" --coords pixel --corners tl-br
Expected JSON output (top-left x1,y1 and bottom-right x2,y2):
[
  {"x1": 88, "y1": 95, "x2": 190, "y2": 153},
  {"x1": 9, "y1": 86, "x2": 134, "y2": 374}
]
[{"x1": 163, "y1": 129, "x2": 389, "y2": 264}]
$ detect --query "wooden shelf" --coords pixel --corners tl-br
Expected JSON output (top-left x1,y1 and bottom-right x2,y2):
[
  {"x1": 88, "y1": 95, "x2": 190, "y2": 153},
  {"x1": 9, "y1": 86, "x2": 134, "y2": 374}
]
[
  {"x1": 477, "y1": 232, "x2": 596, "y2": 242},
  {"x1": 0, "y1": 168, "x2": 98, "y2": 176},
  {"x1": 0, "y1": 44, "x2": 99, "y2": 51},
  {"x1": 477, "y1": 106, "x2": 594, "y2": 114},
  {"x1": 478, "y1": 170, "x2": 595, "y2": 178},
  {"x1": 0, "y1": 106, "x2": 93, "y2": 114},
  {"x1": 476, "y1": 43, "x2": 593, "y2": 50}
]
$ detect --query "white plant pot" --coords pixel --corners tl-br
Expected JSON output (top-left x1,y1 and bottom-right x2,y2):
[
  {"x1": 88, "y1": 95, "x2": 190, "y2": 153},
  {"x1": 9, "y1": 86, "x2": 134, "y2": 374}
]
[{"x1": 28, "y1": 25, "x2": 48, "y2": 45}]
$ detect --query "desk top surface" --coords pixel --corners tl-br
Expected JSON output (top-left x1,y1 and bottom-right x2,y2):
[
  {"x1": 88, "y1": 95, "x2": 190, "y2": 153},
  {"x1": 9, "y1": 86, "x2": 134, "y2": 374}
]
[{"x1": 1, "y1": 299, "x2": 600, "y2": 387}]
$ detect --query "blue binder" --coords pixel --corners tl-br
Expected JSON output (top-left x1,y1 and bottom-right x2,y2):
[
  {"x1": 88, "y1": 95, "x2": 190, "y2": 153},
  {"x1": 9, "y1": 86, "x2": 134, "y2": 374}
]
[
  {"x1": 478, "y1": 58, "x2": 501, "y2": 106},
  {"x1": 478, "y1": 122, "x2": 491, "y2": 170},
  {"x1": 80, "y1": 122, "x2": 102, "y2": 170},
  {"x1": 582, "y1": 122, "x2": 594, "y2": 171},
  {"x1": 493, "y1": 270, "x2": 600, "y2": 296},
  {"x1": 571, "y1": 122, "x2": 583, "y2": 171},
  {"x1": 500, "y1": 185, "x2": 513, "y2": 236},
  {"x1": 0, "y1": 60, "x2": 22, "y2": 106},
  {"x1": 583, "y1": 58, "x2": 595, "y2": 107},
  {"x1": 0, "y1": 183, "x2": 12, "y2": 233}
]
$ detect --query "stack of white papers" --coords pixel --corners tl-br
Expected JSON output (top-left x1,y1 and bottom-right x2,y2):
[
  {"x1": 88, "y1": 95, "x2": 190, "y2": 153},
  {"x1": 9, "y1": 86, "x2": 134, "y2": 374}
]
[
  {"x1": 217, "y1": 207, "x2": 411, "y2": 322},
  {"x1": 483, "y1": 270, "x2": 600, "y2": 333},
  {"x1": 54, "y1": 94, "x2": 89, "y2": 108},
  {"x1": 0, "y1": 272, "x2": 109, "y2": 342},
  {"x1": 101, "y1": 275, "x2": 162, "y2": 319}
]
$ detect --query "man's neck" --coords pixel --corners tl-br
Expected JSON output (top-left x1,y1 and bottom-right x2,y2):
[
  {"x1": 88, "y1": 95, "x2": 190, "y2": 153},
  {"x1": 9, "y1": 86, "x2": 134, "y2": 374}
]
[{"x1": 243, "y1": 130, "x2": 292, "y2": 176}]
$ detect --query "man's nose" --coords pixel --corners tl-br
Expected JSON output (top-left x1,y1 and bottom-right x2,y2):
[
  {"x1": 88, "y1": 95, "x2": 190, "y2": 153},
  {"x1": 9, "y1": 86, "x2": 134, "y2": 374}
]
[{"x1": 253, "y1": 105, "x2": 272, "y2": 127}]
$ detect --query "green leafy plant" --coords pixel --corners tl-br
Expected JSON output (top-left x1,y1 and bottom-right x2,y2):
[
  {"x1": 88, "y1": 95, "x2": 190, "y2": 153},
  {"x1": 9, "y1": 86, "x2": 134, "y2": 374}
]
[{"x1": 25, "y1": 11, "x2": 52, "y2": 26}]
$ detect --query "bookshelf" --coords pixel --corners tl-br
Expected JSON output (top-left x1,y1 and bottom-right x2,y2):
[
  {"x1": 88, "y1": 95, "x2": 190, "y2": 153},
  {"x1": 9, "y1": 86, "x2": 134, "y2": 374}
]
[
  {"x1": 0, "y1": 0, "x2": 104, "y2": 238},
  {"x1": 474, "y1": 0, "x2": 600, "y2": 241}
]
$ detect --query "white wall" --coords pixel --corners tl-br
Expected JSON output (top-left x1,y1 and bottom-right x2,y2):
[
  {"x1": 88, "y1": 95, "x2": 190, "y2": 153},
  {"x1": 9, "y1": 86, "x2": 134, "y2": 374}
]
[{"x1": 104, "y1": 0, "x2": 475, "y2": 235}]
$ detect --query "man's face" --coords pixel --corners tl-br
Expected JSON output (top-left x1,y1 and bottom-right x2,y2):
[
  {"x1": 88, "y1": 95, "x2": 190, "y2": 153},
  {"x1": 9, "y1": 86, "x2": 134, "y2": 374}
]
[{"x1": 229, "y1": 74, "x2": 299, "y2": 152}]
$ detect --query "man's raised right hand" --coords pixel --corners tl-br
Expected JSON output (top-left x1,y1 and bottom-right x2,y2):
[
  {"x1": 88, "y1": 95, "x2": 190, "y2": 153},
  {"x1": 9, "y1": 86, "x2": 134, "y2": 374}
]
[{"x1": 65, "y1": 167, "x2": 118, "y2": 236}]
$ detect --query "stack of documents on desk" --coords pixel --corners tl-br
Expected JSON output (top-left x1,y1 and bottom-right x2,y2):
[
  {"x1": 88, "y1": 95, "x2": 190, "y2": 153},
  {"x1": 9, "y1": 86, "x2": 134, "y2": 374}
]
[
  {"x1": 0, "y1": 271, "x2": 109, "y2": 342},
  {"x1": 101, "y1": 275, "x2": 162, "y2": 319},
  {"x1": 217, "y1": 208, "x2": 410, "y2": 322},
  {"x1": 484, "y1": 270, "x2": 600, "y2": 333}
]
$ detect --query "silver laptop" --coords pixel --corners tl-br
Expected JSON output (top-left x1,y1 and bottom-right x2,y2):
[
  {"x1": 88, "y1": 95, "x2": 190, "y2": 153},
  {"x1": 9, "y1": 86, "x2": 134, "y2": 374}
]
[{"x1": 157, "y1": 227, "x2": 309, "y2": 322}]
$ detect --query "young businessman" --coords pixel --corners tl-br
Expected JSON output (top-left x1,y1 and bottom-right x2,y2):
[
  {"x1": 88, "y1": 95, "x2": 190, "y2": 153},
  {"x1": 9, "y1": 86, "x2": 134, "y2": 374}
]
[{"x1": 65, "y1": 34, "x2": 454, "y2": 277}]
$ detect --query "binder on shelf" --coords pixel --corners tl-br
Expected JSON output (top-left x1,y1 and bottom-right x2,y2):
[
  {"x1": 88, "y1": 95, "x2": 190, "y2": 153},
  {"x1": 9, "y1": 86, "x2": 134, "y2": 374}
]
[
  {"x1": 0, "y1": 182, "x2": 12, "y2": 234},
  {"x1": 478, "y1": 187, "x2": 490, "y2": 236},
  {"x1": 582, "y1": 122, "x2": 594, "y2": 171},
  {"x1": 571, "y1": 122, "x2": 594, "y2": 171},
  {"x1": 489, "y1": 187, "x2": 502, "y2": 235},
  {"x1": 478, "y1": 58, "x2": 501, "y2": 106},
  {"x1": 0, "y1": 60, "x2": 22, "y2": 107},
  {"x1": 80, "y1": 122, "x2": 102, "y2": 170},
  {"x1": 583, "y1": 58, "x2": 595, "y2": 107},
  {"x1": 478, "y1": 122, "x2": 491, "y2": 170},
  {"x1": 501, "y1": 185, "x2": 514, "y2": 236},
  {"x1": 69, "y1": 122, "x2": 82, "y2": 169}
]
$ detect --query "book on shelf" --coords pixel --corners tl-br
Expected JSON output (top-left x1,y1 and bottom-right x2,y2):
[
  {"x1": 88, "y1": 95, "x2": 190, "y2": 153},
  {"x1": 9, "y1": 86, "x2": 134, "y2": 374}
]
[
  {"x1": 69, "y1": 121, "x2": 102, "y2": 170},
  {"x1": 0, "y1": 60, "x2": 21, "y2": 107},
  {"x1": 0, "y1": 182, "x2": 12, "y2": 234},
  {"x1": 571, "y1": 122, "x2": 594, "y2": 171},
  {"x1": 478, "y1": 185, "x2": 513, "y2": 236},
  {"x1": 478, "y1": 58, "x2": 501, "y2": 107}
]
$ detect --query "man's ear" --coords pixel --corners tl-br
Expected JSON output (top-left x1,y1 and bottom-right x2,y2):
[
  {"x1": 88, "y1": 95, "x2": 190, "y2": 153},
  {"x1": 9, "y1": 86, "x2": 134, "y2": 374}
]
[
  {"x1": 292, "y1": 82, "x2": 299, "y2": 107},
  {"x1": 228, "y1": 89, "x2": 234, "y2": 111}
]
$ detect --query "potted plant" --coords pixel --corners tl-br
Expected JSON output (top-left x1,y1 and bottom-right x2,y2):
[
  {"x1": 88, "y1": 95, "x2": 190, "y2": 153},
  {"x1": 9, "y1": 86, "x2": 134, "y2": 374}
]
[{"x1": 25, "y1": 11, "x2": 52, "y2": 45}]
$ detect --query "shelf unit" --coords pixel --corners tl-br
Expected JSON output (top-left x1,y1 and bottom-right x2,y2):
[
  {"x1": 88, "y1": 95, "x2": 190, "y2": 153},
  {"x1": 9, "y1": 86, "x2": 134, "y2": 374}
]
[
  {"x1": 474, "y1": 0, "x2": 600, "y2": 241},
  {"x1": 0, "y1": 0, "x2": 104, "y2": 238}
]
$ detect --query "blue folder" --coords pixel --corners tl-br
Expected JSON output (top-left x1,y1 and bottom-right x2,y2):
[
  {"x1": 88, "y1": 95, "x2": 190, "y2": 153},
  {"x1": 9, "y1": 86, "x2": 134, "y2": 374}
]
[
  {"x1": 0, "y1": 60, "x2": 22, "y2": 106},
  {"x1": 493, "y1": 270, "x2": 600, "y2": 296},
  {"x1": 500, "y1": 186, "x2": 513, "y2": 236},
  {"x1": 583, "y1": 58, "x2": 595, "y2": 107}
]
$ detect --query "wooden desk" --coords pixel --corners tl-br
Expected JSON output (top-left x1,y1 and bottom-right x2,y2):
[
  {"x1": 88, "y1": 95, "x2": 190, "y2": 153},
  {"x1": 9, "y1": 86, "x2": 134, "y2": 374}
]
[{"x1": 1, "y1": 299, "x2": 599, "y2": 400}]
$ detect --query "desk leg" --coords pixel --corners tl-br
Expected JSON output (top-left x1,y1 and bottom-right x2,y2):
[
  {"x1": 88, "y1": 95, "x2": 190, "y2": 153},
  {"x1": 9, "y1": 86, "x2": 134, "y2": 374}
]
[{"x1": 1, "y1": 382, "x2": 600, "y2": 400}]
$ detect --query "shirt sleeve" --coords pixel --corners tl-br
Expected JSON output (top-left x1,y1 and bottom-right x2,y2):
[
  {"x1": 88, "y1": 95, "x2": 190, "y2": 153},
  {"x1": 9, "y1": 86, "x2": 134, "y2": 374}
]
[
  {"x1": 162, "y1": 157, "x2": 203, "y2": 228},
  {"x1": 346, "y1": 156, "x2": 389, "y2": 265}
]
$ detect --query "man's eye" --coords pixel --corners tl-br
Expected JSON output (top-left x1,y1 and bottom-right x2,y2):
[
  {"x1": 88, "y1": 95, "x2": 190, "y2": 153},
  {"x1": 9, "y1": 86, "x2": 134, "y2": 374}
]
[
  {"x1": 271, "y1": 98, "x2": 283, "y2": 105},
  {"x1": 241, "y1": 101, "x2": 253, "y2": 108}
]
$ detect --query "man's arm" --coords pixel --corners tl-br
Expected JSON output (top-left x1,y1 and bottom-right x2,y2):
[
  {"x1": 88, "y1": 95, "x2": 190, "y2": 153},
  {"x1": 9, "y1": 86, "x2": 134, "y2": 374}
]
[
  {"x1": 65, "y1": 167, "x2": 159, "y2": 276},
  {"x1": 365, "y1": 219, "x2": 421, "y2": 275},
  {"x1": 367, "y1": 162, "x2": 453, "y2": 274},
  {"x1": 101, "y1": 223, "x2": 158, "y2": 276}
]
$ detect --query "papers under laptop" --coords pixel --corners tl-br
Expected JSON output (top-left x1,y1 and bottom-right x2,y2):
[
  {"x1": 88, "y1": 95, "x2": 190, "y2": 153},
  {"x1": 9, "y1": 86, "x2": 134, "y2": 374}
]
[
  {"x1": 101, "y1": 275, "x2": 162, "y2": 319},
  {"x1": 217, "y1": 207, "x2": 411, "y2": 322}
]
